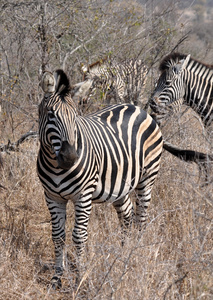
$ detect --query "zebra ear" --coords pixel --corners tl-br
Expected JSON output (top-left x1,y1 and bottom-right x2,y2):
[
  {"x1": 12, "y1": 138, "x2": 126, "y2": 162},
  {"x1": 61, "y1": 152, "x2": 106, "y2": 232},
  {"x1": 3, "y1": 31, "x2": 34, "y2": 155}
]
[
  {"x1": 41, "y1": 71, "x2": 56, "y2": 93},
  {"x1": 53, "y1": 69, "x2": 70, "y2": 94},
  {"x1": 175, "y1": 54, "x2": 191, "y2": 74},
  {"x1": 180, "y1": 54, "x2": 190, "y2": 69}
]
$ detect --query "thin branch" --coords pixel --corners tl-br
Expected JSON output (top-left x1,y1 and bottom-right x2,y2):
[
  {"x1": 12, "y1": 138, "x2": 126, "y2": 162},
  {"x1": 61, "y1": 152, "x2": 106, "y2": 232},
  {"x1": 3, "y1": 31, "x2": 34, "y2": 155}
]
[
  {"x1": 0, "y1": 43, "x2": 11, "y2": 78},
  {"x1": 62, "y1": 21, "x2": 107, "y2": 69},
  {"x1": 0, "y1": 98, "x2": 38, "y2": 122},
  {"x1": 163, "y1": 273, "x2": 188, "y2": 300},
  {"x1": 0, "y1": 131, "x2": 38, "y2": 153},
  {"x1": 170, "y1": 32, "x2": 190, "y2": 53}
]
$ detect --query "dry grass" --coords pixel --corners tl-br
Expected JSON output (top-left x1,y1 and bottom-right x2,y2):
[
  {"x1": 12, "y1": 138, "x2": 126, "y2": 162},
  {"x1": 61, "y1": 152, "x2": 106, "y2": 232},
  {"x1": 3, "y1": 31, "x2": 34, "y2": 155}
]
[{"x1": 0, "y1": 107, "x2": 212, "y2": 300}]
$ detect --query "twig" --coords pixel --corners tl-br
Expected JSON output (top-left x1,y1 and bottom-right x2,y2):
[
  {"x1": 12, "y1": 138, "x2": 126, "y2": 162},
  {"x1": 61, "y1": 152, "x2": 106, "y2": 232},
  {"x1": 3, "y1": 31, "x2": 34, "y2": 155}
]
[
  {"x1": 73, "y1": 253, "x2": 98, "y2": 300},
  {"x1": 0, "y1": 98, "x2": 38, "y2": 122},
  {"x1": 0, "y1": 183, "x2": 8, "y2": 190},
  {"x1": 163, "y1": 272, "x2": 188, "y2": 300},
  {"x1": 94, "y1": 255, "x2": 119, "y2": 298},
  {"x1": 62, "y1": 21, "x2": 107, "y2": 69},
  {"x1": 0, "y1": 131, "x2": 38, "y2": 153},
  {"x1": 170, "y1": 33, "x2": 190, "y2": 53}
]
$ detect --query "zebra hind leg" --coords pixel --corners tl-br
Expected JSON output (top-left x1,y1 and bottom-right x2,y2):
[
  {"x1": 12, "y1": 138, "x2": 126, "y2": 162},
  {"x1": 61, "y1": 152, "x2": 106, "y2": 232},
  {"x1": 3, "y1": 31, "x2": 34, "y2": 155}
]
[
  {"x1": 135, "y1": 166, "x2": 160, "y2": 231},
  {"x1": 45, "y1": 196, "x2": 67, "y2": 290},
  {"x1": 113, "y1": 195, "x2": 134, "y2": 246},
  {"x1": 134, "y1": 186, "x2": 151, "y2": 231}
]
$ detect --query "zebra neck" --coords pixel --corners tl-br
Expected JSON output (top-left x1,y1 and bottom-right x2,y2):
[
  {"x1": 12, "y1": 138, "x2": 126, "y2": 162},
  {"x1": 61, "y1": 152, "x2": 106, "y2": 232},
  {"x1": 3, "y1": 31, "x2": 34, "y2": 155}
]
[{"x1": 184, "y1": 65, "x2": 213, "y2": 126}]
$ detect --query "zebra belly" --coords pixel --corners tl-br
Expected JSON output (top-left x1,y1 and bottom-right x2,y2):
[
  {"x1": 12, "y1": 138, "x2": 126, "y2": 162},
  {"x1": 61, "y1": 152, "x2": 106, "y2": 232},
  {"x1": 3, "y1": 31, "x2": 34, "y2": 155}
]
[
  {"x1": 91, "y1": 165, "x2": 141, "y2": 203},
  {"x1": 91, "y1": 187, "x2": 134, "y2": 203}
]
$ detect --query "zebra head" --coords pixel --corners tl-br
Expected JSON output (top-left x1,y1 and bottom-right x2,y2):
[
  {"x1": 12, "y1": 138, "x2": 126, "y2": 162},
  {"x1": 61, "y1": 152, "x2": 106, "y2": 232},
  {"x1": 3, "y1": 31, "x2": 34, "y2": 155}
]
[
  {"x1": 150, "y1": 53, "x2": 191, "y2": 124},
  {"x1": 39, "y1": 70, "x2": 79, "y2": 170},
  {"x1": 71, "y1": 60, "x2": 113, "y2": 105}
]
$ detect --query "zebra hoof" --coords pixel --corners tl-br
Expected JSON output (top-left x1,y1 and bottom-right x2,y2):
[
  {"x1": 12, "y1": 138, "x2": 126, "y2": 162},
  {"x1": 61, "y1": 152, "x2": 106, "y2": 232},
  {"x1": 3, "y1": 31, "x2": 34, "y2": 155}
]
[{"x1": 51, "y1": 275, "x2": 62, "y2": 290}]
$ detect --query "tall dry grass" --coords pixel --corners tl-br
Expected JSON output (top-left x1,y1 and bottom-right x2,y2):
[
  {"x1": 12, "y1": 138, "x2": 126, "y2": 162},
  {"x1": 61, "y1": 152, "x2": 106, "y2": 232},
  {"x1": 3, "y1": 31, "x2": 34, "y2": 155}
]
[{"x1": 0, "y1": 107, "x2": 212, "y2": 299}]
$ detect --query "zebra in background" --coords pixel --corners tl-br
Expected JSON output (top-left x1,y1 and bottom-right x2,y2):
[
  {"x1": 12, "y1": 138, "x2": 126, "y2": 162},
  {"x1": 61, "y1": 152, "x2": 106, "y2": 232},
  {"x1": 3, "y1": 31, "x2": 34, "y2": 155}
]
[
  {"x1": 71, "y1": 58, "x2": 148, "y2": 107},
  {"x1": 149, "y1": 53, "x2": 213, "y2": 127},
  {"x1": 38, "y1": 69, "x2": 211, "y2": 289}
]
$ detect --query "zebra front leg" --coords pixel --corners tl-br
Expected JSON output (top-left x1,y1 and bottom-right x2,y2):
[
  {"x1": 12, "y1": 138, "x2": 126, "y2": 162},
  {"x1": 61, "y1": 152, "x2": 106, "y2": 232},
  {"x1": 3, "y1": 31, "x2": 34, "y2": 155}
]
[
  {"x1": 113, "y1": 195, "x2": 134, "y2": 246},
  {"x1": 45, "y1": 195, "x2": 67, "y2": 290},
  {"x1": 72, "y1": 197, "x2": 92, "y2": 281}
]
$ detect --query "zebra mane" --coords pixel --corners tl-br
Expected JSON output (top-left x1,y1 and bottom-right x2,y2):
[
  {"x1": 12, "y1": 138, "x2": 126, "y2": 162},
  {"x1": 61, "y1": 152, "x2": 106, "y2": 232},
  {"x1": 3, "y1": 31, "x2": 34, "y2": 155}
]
[
  {"x1": 159, "y1": 53, "x2": 187, "y2": 72},
  {"x1": 54, "y1": 69, "x2": 70, "y2": 95},
  {"x1": 159, "y1": 52, "x2": 213, "y2": 72}
]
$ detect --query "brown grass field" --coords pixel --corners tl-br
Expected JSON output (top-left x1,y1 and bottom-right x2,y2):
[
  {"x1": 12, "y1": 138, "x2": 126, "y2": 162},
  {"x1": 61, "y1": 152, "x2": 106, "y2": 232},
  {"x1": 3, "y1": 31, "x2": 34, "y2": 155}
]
[{"x1": 0, "y1": 106, "x2": 212, "y2": 300}]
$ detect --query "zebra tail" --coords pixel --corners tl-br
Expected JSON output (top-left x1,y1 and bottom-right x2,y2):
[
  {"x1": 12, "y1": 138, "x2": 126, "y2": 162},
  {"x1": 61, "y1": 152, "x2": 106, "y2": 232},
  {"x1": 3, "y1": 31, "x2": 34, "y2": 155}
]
[{"x1": 163, "y1": 140, "x2": 213, "y2": 163}]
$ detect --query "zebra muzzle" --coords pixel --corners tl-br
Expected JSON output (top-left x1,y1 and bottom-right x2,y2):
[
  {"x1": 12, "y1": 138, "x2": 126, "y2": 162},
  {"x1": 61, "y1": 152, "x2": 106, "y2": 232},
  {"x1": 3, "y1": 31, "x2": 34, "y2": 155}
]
[{"x1": 56, "y1": 141, "x2": 79, "y2": 170}]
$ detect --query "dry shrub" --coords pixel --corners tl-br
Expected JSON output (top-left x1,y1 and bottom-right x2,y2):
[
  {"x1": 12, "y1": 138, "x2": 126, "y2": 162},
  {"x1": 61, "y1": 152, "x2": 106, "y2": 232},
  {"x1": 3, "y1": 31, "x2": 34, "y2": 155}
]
[{"x1": 0, "y1": 107, "x2": 212, "y2": 299}]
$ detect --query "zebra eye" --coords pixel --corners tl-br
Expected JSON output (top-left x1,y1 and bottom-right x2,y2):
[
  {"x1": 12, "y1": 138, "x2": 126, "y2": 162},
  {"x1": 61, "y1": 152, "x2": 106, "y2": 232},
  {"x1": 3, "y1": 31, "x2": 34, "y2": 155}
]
[
  {"x1": 47, "y1": 111, "x2": 55, "y2": 121},
  {"x1": 173, "y1": 66, "x2": 179, "y2": 74}
]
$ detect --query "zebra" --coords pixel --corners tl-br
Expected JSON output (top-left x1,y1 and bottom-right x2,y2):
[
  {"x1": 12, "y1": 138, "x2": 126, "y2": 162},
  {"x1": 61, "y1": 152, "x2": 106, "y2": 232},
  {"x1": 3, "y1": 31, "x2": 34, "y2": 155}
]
[
  {"x1": 38, "y1": 69, "x2": 211, "y2": 289},
  {"x1": 71, "y1": 58, "x2": 148, "y2": 107},
  {"x1": 149, "y1": 52, "x2": 213, "y2": 127}
]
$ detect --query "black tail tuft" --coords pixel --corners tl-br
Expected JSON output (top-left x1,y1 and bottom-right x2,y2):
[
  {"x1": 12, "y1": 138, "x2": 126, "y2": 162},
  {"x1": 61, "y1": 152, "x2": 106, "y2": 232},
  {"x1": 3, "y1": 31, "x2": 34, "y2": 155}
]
[{"x1": 163, "y1": 141, "x2": 213, "y2": 163}]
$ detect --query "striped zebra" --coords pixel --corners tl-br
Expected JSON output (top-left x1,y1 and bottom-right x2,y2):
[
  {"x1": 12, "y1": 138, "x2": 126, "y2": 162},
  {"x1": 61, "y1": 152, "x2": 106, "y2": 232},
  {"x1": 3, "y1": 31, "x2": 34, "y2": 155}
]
[
  {"x1": 72, "y1": 58, "x2": 148, "y2": 107},
  {"x1": 150, "y1": 52, "x2": 213, "y2": 126},
  {"x1": 38, "y1": 69, "x2": 210, "y2": 289}
]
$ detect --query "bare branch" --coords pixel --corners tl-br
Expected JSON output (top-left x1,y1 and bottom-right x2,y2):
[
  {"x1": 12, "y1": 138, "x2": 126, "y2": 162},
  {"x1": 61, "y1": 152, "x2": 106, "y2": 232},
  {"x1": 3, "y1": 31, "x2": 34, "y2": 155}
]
[
  {"x1": 62, "y1": 21, "x2": 107, "y2": 69},
  {"x1": 0, "y1": 131, "x2": 38, "y2": 153}
]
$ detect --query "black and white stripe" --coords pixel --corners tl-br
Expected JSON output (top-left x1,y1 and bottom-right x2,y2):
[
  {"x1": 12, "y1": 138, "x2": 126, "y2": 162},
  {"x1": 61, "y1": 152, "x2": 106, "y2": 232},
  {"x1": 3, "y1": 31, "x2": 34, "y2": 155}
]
[
  {"x1": 38, "y1": 69, "x2": 211, "y2": 289},
  {"x1": 72, "y1": 58, "x2": 148, "y2": 106},
  {"x1": 150, "y1": 53, "x2": 213, "y2": 126}
]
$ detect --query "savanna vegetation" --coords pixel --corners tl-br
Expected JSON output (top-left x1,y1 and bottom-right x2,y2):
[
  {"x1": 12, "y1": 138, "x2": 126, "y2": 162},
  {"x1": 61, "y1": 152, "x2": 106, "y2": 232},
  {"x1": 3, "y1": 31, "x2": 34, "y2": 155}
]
[{"x1": 0, "y1": 0, "x2": 212, "y2": 299}]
